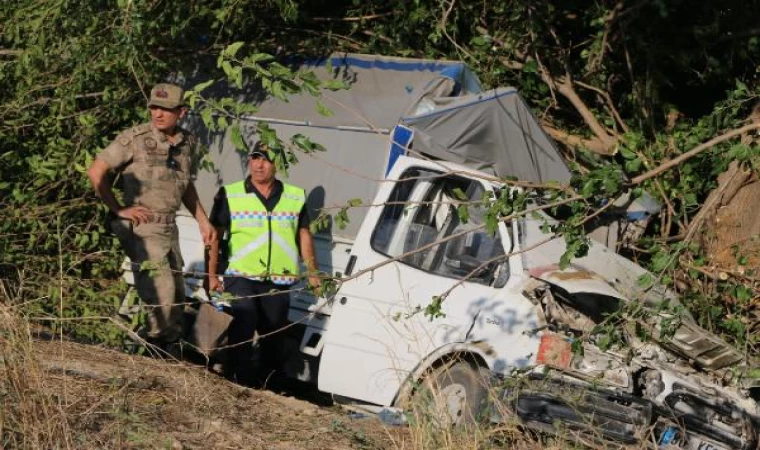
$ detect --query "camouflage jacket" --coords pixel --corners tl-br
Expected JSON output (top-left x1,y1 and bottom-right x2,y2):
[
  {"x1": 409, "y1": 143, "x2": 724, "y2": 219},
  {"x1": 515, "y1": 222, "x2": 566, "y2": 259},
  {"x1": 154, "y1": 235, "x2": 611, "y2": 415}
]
[{"x1": 98, "y1": 123, "x2": 199, "y2": 215}]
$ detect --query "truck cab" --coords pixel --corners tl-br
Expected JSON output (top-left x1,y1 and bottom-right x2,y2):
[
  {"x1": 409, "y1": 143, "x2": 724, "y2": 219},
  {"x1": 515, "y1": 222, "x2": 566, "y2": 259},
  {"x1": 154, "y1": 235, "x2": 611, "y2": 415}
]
[{"x1": 312, "y1": 155, "x2": 541, "y2": 408}]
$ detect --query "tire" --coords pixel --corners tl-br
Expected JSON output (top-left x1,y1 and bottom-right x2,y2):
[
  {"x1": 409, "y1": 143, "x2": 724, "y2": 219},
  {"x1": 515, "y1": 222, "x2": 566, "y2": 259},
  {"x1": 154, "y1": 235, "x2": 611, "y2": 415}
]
[{"x1": 409, "y1": 359, "x2": 491, "y2": 428}]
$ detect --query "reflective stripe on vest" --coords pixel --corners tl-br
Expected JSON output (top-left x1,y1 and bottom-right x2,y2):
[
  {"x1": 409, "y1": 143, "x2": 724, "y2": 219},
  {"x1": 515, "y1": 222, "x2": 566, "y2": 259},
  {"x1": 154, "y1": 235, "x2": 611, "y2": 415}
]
[{"x1": 224, "y1": 180, "x2": 305, "y2": 285}]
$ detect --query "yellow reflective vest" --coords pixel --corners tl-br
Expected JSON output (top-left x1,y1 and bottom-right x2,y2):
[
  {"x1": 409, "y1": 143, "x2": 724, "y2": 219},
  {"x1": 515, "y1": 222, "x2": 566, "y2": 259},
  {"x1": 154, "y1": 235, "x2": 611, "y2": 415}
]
[{"x1": 224, "y1": 180, "x2": 306, "y2": 285}]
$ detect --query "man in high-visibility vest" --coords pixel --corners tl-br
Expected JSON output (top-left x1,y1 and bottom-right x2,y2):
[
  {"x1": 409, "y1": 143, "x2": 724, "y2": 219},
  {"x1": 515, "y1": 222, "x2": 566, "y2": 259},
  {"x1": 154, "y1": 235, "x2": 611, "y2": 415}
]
[{"x1": 207, "y1": 141, "x2": 320, "y2": 385}]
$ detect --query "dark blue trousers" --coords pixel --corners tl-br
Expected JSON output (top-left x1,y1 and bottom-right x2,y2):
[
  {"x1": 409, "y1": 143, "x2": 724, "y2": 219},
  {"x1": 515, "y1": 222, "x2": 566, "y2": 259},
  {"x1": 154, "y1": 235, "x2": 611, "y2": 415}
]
[{"x1": 223, "y1": 277, "x2": 290, "y2": 384}]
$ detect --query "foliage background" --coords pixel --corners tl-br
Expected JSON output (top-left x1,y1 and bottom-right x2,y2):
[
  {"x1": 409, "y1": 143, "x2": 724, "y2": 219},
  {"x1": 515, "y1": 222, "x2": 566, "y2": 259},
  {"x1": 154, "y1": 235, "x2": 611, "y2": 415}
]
[{"x1": 0, "y1": 0, "x2": 758, "y2": 350}]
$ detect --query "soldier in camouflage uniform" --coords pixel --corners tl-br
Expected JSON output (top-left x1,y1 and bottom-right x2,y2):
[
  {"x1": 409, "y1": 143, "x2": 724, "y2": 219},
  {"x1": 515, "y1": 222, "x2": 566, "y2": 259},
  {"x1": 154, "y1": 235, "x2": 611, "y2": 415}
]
[{"x1": 88, "y1": 83, "x2": 216, "y2": 345}]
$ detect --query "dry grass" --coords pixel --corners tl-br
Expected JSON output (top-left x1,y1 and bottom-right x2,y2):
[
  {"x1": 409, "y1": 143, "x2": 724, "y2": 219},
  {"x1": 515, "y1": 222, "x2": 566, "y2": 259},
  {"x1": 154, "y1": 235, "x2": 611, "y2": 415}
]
[
  {"x1": 0, "y1": 304, "x2": 75, "y2": 449},
  {"x1": 0, "y1": 304, "x2": 643, "y2": 450},
  {"x1": 0, "y1": 302, "x2": 407, "y2": 449}
]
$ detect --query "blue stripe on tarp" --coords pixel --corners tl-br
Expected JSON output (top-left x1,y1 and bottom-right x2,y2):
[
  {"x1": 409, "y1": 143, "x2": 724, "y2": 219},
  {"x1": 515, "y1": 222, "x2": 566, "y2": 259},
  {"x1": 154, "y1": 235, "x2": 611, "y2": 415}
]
[
  {"x1": 301, "y1": 55, "x2": 460, "y2": 73},
  {"x1": 387, "y1": 125, "x2": 413, "y2": 175},
  {"x1": 401, "y1": 88, "x2": 518, "y2": 123},
  {"x1": 439, "y1": 66, "x2": 463, "y2": 95}
]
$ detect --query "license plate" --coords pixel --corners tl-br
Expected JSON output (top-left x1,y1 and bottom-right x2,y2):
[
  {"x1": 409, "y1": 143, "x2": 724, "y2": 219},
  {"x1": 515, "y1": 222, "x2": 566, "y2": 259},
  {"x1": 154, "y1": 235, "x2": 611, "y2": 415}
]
[{"x1": 660, "y1": 425, "x2": 731, "y2": 450}]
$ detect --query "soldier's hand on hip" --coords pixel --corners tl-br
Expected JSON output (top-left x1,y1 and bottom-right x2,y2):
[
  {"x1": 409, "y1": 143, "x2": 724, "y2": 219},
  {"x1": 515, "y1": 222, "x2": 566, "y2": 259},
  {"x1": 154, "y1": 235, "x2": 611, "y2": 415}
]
[{"x1": 118, "y1": 206, "x2": 152, "y2": 225}]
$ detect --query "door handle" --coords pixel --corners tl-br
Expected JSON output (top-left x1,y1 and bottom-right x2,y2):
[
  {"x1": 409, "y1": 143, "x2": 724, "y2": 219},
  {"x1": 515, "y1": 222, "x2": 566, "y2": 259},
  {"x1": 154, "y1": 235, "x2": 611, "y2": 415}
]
[
  {"x1": 344, "y1": 255, "x2": 357, "y2": 276},
  {"x1": 339, "y1": 297, "x2": 347, "y2": 305}
]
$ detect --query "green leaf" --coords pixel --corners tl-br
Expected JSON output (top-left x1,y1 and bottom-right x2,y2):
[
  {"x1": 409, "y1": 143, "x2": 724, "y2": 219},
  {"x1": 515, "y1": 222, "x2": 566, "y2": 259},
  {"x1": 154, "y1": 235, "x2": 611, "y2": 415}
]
[
  {"x1": 335, "y1": 209, "x2": 348, "y2": 230},
  {"x1": 470, "y1": 35, "x2": 487, "y2": 47},
  {"x1": 650, "y1": 252, "x2": 672, "y2": 272},
  {"x1": 570, "y1": 339, "x2": 584, "y2": 357},
  {"x1": 271, "y1": 80, "x2": 286, "y2": 100},
  {"x1": 625, "y1": 158, "x2": 642, "y2": 172},
  {"x1": 248, "y1": 53, "x2": 274, "y2": 63},
  {"x1": 637, "y1": 273, "x2": 654, "y2": 289},
  {"x1": 735, "y1": 285, "x2": 752, "y2": 303},
  {"x1": 200, "y1": 108, "x2": 214, "y2": 129},
  {"x1": 193, "y1": 79, "x2": 215, "y2": 93},
  {"x1": 485, "y1": 214, "x2": 499, "y2": 236},
  {"x1": 597, "y1": 334, "x2": 611, "y2": 351},
  {"x1": 451, "y1": 187, "x2": 468, "y2": 201},
  {"x1": 322, "y1": 80, "x2": 349, "y2": 91},
  {"x1": 522, "y1": 59, "x2": 538, "y2": 73},
  {"x1": 316, "y1": 99, "x2": 333, "y2": 117},
  {"x1": 223, "y1": 41, "x2": 245, "y2": 58},
  {"x1": 728, "y1": 144, "x2": 750, "y2": 161},
  {"x1": 229, "y1": 124, "x2": 248, "y2": 152},
  {"x1": 221, "y1": 60, "x2": 233, "y2": 77},
  {"x1": 456, "y1": 204, "x2": 469, "y2": 223},
  {"x1": 619, "y1": 146, "x2": 637, "y2": 160}
]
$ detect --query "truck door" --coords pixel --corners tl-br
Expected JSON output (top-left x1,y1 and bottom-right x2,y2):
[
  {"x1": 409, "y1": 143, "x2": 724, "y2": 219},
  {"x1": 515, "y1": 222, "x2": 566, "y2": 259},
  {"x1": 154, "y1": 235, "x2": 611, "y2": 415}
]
[{"x1": 318, "y1": 157, "x2": 539, "y2": 406}]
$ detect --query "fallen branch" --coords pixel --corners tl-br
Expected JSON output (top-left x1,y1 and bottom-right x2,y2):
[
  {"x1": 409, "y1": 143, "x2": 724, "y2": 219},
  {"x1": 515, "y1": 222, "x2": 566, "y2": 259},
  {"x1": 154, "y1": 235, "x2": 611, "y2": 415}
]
[
  {"x1": 542, "y1": 123, "x2": 615, "y2": 155},
  {"x1": 631, "y1": 123, "x2": 760, "y2": 185},
  {"x1": 360, "y1": 30, "x2": 393, "y2": 45},
  {"x1": 575, "y1": 80, "x2": 630, "y2": 133},
  {"x1": 310, "y1": 12, "x2": 394, "y2": 22},
  {"x1": 551, "y1": 74, "x2": 618, "y2": 155},
  {"x1": 680, "y1": 260, "x2": 760, "y2": 284}
]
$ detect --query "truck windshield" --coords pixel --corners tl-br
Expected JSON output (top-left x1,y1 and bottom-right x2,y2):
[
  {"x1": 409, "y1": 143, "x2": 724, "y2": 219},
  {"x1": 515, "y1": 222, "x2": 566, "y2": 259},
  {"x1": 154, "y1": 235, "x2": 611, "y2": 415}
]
[{"x1": 371, "y1": 168, "x2": 508, "y2": 286}]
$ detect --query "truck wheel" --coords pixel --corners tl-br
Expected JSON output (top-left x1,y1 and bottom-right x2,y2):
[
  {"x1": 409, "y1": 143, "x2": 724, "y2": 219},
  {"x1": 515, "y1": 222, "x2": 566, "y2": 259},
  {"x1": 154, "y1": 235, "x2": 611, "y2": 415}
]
[{"x1": 411, "y1": 360, "x2": 490, "y2": 428}]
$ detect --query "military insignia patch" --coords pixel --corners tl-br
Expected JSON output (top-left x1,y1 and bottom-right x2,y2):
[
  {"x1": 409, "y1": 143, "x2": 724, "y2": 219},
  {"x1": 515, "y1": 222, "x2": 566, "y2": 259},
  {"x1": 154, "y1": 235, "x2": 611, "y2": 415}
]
[
  {"x1": 144, "y1": 138, "x2": 157, "y2": 149},
  {"x1": 156, "y1": 89, "x2": 169, "y2": 99}
]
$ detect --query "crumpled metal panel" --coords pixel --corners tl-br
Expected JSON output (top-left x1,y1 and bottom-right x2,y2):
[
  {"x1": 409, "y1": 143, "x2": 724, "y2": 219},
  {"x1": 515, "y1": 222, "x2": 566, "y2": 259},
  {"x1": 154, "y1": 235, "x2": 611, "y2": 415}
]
[
  {"x1": 529, "y1": 266, "x2": 625, "y2": 299},
  {"x1": 530, "y1": 266, "x2": 744, "y2": 371},
  {"x1": 647, "y1": 317, "x2": 745, "y2": 371}
]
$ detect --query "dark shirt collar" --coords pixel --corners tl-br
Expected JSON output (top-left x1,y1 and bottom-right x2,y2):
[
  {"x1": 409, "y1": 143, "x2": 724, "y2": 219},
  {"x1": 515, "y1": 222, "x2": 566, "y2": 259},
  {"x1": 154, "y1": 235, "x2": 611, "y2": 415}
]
[{"x1": 244, "y1": 178, "x2": 283, "y2": 211}]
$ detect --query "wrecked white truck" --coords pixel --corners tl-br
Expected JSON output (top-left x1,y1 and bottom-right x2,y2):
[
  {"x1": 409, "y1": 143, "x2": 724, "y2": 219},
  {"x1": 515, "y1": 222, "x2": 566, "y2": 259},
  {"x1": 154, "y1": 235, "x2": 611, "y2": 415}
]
[{"x1": 124, "y1": 54, "x2": 758, "y2": 449}]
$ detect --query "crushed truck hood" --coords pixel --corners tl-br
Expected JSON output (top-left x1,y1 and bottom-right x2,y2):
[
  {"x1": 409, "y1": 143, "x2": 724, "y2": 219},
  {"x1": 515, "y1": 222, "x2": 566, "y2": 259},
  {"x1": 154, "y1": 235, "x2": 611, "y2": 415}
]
[{"x1": 526, "y1": 265, "x2": 745, "y2": 372}]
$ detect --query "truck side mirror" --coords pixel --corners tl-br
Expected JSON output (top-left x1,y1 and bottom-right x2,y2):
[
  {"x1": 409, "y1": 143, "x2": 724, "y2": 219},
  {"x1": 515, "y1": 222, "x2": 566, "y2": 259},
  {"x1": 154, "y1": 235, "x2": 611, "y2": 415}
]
[{"x1": 492, "y1": 261, "x2": 509, "y2": 288}]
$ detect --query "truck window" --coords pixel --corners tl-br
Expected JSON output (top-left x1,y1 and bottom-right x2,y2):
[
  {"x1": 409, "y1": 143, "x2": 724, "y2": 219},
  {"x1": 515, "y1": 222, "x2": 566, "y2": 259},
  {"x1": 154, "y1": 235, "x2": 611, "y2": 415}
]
[{"x1": 371, "y1": 169, "x2": 508, "y2": 286}]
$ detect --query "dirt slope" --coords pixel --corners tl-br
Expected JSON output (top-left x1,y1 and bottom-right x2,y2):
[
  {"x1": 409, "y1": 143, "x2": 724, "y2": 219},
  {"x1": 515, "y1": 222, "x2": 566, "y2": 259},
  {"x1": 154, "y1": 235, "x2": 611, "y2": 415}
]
[{"x1": 8, "y1": 339, "x2": 407, "y2": 450}]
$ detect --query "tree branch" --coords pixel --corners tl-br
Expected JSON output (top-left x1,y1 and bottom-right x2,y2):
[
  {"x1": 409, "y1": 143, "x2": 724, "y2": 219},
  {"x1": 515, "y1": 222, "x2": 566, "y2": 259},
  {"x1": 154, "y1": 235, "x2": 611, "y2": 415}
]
[
  {"x1": 439, "y1": 0, "x2": 477, "y2": 63},
  {"x1": 542, "y1": 123, "x2": 615, "y2": 155},
  {"x1": 550, "y1": 74, "x2": 618, "y2": 154},
  {"x1": 631, "y1": 123, "x2": 760, "y2": 185},
  {"x1": 587, "y1": 2, "x2": 624, "y2": 73},
  {"x1": 310, "y1": 12, "x2": 395, "y2": 22},
  {"x1": 575, "y1": 80, "x2": 630, "y2": 133},
  {"x1": 360, "y1": 30, "x2": 393, "y2": 45}
]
